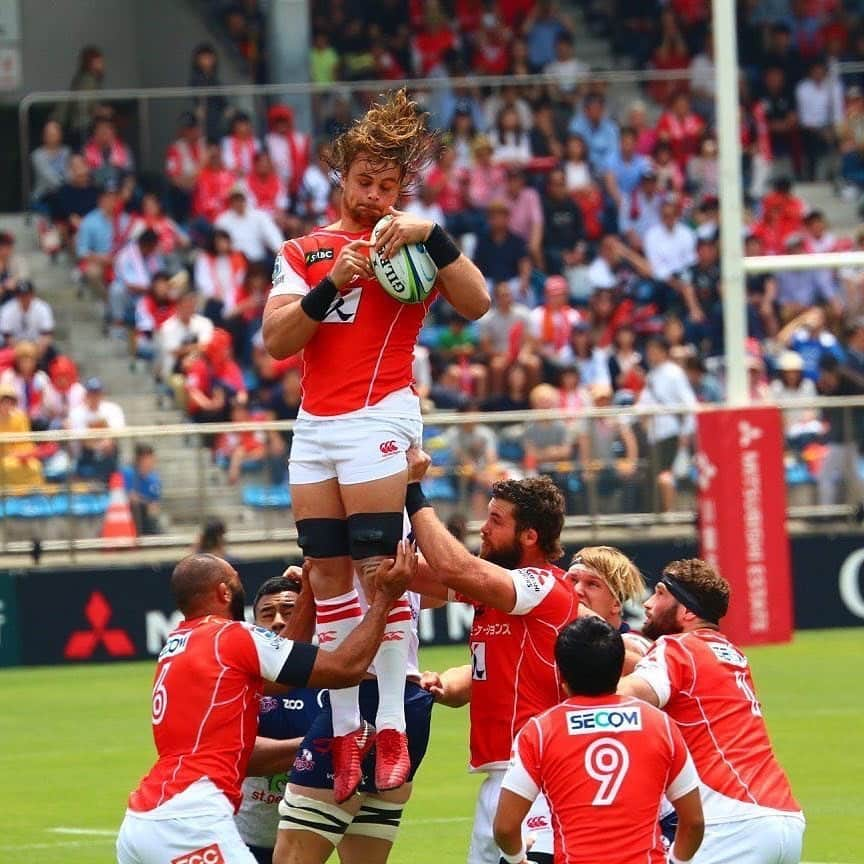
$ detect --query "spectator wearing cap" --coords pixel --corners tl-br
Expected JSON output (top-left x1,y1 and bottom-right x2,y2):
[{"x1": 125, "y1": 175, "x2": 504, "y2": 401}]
[
  {"x1": 0, "y1": 383, "x2": 43, "y2": 487},
  {"x1": 777, "y1": 306, "x2": 844, "y2": 381},
  {"x1": 165, "y1": 113, "x2": 205, "y2": 222},
  {"x1": 0, "y1": 233, "x2": 30, "y2": 304},
  {"x1": 108, "y1": 229, "x2": 163, "y2": 334},
  {"x1": 155, "y1": 287, "x2": 214, "y2": 385},
  {"x1": 478, "y1": 281, "x2": 539, "y2": 395},
  {"x1": 76, "y1": 187, "x2": 131, "y2": 291},
  {"x1": 265, "y1": 104, "x2": 310, "y2": 199},
  {"x1": 0, "y1": 280, "x2": 55, "y2": 361},
  {"x1": 192, "y1": 142, "x2": 237, "y2": 225},
  {"x1": 795, "y1": 59, "x2": 844, "y2": 181},
  {"x1": 815, "y1": 354, "x2": 864, "y2": 511},
  {"x1": 122, "y1": 443, "x2": 163, "y2": 535},
  {"x1": 769, "y1": 350, "x2": 820, "y2": 448},
  {"x1": 0, "y1": 341, "x2": 56, "y2": 431},
  {"x1": 636, "y1": 335, "x2": 697, "y2": 513},
  {"x1": 221, "y1": 112, "x2": 260, "y2": 179},
  {"x1": 215, "y1": 187, "x2": 283, "y2": 267},
  {"x1": 472, "y1": 200, "x2": 533, "y2": 304},
  {"x1": 618, "y1": 168, "x2": 663, "y2": 249},
  {"x1": 603, "y1": 127, "x2": 651, "y2": 210},
  {"x1": 31, "y1": 120, "x2": 70, "y2": 209},
  {"x1": 774, "y1": 233, "x2": 843, "y2": 322},
  {"x1": 84, "y1": 117, "x2": 135, "y2": 191},
  {"x1": 643, "y1": 197, "x2": 701, "y2": 321},
  {"x1": 541, "y1": 168, "x2": 585, "y2": 276},
  {"x1": 69, "y1": 377, "x2": 126, "y2": 482},
  {"x1": 44, "y1": 356, "x2": 86, "y2": 429},
  {"x1": 467, "y1": 135, "x2": 507, "y2": 212},
  {"x1": 504, "y1": 168, "x2": 543, "y2": 267},
  {"x1": 569, "y1": 93, "x2": 620, "y2": 173},
  {"x1": 529, "y1": 275, "x2": 582, "y2": 368}
]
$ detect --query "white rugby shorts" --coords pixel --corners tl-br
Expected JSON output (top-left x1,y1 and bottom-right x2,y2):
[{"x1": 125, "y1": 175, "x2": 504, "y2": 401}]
[
  {"x1": 289, "y1": 414, "x2": 422, "y2": 486},
  {"x1": 116, "y1": 809, "x2": 257, "y2": 864},
  {"x1": 467, "y1": 770, "x2": 554, "y2": 864},
  {"x1": 693, "y1": 814, "x2": 805, "y2": 864}
]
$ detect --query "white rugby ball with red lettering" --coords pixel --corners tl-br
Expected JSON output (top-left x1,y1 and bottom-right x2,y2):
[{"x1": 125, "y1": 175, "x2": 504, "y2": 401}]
[{"x1": 370, "y1": 215, "x2": 438, "y2": 304}]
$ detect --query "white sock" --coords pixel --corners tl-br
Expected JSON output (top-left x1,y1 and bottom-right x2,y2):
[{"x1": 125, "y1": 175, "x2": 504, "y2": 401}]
[
  {"x1": 372, "y1": 594, "x2": 411, "y2": 732},
  {"x1": 315, "y1": 589, "x2": 363, "y2": 735}
]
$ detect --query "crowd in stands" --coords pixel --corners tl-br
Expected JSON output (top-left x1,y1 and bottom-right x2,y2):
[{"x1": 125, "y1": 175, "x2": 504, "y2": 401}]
[{"x1": 14, "y1": 0, "x2": 864, "y2": 521}]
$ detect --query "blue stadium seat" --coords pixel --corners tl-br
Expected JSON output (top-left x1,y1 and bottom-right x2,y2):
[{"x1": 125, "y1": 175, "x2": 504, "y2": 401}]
[
  {"x1": 243, "y1": 485, "x2": 292, "y2": 509},
  {"x1": 785, "y1": 461, "x2": 813, "y2": 487},
  {"x1": 498, "y1": 439, "x2": 524, "y2": 463},
  {"x1": 425, "y1": 476, "x2": 459, "y2": 502}
]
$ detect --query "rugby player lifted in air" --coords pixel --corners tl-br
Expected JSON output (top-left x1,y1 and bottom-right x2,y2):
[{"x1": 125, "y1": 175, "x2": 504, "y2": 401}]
[{"x1": 262, "y1": 89, "x2": 488, "y2": 803}]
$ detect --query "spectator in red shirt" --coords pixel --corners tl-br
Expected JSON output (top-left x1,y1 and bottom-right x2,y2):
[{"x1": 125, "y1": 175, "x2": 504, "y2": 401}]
[
  {"x1": 221, "y1": 112, "x2": 260, "y2": 179},
  {"x1": 192, "y1": 143, "x2": 236, "y2": 225},
  {"x1": 130, "y1": 194, "x2": 189, "y2": 263},
  {"x1": 135, "y1": 271, "x2": 178, "y2": 359},
  {"x1": 84, "y1": 116, "x2": 135, "y2": 190},
  {"x1": 265, "y1": 104, "x2": 310, "y2": 198},
  {"x1": 656, "y1": 90, "x2": 706, "y2": 171},
  {"x1": 648, "y1": 9, "x2": 690, "y2": 105},
  {"x1": 165, "y1": 112, "x2": 205, "y2": 221},
  {"x1": 246, "y1": 151, "x2": 289, "y2": 231},
  {"x1": 412, "y1": 9, "x2": 457, "y2": 75},
  {"x1": 472, "y1": 14, "x2": 511, "y2": 76}
]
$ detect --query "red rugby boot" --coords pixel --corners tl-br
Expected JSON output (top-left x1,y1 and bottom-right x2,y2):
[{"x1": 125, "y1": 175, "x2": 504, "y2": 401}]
[
  {"x1": 374, "y1": 728, "x2": 410, "y2": 791},
  {"x1": 331, "y1": 721, "x2": 376, "y2": 804}
]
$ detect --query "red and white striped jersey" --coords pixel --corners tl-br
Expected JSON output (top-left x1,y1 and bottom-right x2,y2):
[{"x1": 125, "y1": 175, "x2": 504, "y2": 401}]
[
  {"x1": 467, "y1": 565, "x2": 577, "y2": 771},
  {"x1": 270, "y1": 228, "x2": 436, "y2": 417},
  {"x1": 503, "y1": 695, "x2": 698, "y2": 864},
  {"x1": 632, "y1": 629, "x2": 802, "y2": 822},
  {"x1": 128, "y1": 616, "x2": 310, "y2": 815}
]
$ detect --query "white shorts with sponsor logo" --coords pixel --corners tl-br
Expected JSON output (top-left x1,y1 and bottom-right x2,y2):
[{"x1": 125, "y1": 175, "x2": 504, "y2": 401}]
[
  {"x1": 694, "y1": 814, "x2": 805, "y2": 864},
  {"x1": 468, "y1": 770, "x2": 554, "y2": 864},
  {"x1": 117, "y1": 809, "x2": 257, "y2": 864},
  {"x1": 289, "y1": 414, "x2": 423, "y2": 486}
]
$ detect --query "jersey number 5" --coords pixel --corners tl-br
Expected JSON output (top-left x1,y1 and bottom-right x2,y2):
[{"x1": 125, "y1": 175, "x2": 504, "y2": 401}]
[
  {"x1": 585, "y1": 737, "x2": 630, "y2": 806},
  {"x1": 152, "y1": 662, "x2": 171, "y2": 725}
]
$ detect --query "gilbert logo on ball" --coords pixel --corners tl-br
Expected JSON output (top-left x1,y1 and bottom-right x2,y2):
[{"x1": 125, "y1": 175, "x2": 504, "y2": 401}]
[{"x1": 371, "y1": 215, "x2": 438, "y2": 304}]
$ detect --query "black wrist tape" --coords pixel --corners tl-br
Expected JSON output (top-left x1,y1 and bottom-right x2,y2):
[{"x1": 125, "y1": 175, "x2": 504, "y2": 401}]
[
  {"x1": 405, "y1": 482, "x2": 431, "y2": 517},
  {"x1": 425, "y1": 224, "x2": 461, "y2": 270},
  {"x1": 300, "y1": 276, "x2": 338, "y2": 322}
]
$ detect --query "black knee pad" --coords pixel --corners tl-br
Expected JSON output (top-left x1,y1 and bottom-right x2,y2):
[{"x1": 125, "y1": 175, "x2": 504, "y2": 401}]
[
  {"x1": 347, "y1": 512, "x2": 404, "y2": 560},
  {"x1": 295, "y1": 518, "x2": 350, "y2": 559}
]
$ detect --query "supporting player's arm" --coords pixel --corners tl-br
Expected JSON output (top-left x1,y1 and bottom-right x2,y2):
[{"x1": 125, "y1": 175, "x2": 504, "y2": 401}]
[
  {"x1": 617, "y1": 673, "x2": 662, "y2": 706},
  {"x1": 669, "y1": 788, "x2": 704, "y2": 863},
  {"x1": 246, "y1": 736, "x2": 304, "y2": 776},
  {"x1": 263, "y1": 240, "x2": 374, "y2": 358},
  {"x1": 493, "y1": 790, "x2": 532, "y2": 864},
  {"x1": 374, "y1": 207, "x2": 490, "y2": 320},
  {"x1": 420, "y1": 664, "x2": 471, "y2": 708}
]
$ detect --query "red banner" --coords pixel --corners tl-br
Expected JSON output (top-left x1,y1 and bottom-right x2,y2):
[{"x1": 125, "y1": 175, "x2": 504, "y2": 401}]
[{"x1": 695, "y1": 406, "x2": 793, "y2": 645}]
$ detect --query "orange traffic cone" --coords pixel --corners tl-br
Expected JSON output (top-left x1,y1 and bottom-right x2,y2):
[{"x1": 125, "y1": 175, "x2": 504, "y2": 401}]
[{"x1": 101, "y1": 471, "x2": 137, "y2": 550}]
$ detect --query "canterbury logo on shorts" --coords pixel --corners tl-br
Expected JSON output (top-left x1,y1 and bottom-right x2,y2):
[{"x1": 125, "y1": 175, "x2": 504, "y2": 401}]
[
  {"x1": 379, "y1": 440, "x2": 399, "y2": 455},
  {"x1": 171, "y1": 843, "x2": 225, "y2": 864}
]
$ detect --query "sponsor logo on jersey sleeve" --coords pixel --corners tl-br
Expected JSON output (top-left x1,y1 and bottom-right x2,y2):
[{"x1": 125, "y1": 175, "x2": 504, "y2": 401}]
[
  {"x1": 259, "y1": 695, "x2": 279, "y2": 714},
  {"x1": 707, "y1": 642, "x2": 748, "y2": 668},
  {"x1": 305, "y1": 247, "x2": 334, "y2": 265},
  {"x1": 158, "y1": 631, "x2": 189, "y2": 661},
  {"x1": 565, "y1": 707, "x2": 643, "y2": 735},
  {"x1": 272, "y1": 254, "x2": 285, "y2": 287},
  {"x1": 518, "y1": 568, "x2": 548, "y2": 593}
]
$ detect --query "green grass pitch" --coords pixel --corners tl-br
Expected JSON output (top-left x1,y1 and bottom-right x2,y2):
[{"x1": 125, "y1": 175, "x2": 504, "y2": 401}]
[{"x1": 1, "y1": 631, "x2": 862, "y2": 863}]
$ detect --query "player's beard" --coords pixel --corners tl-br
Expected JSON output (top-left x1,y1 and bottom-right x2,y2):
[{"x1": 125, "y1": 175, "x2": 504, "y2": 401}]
[
  {"x1": 641, "y1": 604, "x2": 683, "y2": 641},
  {"x1": 229, "y1": 585, "x2": 247, "y2": 622},
  {"x1": 480, "y1": 538, "x2": 523, "y2": 571},
  {"x1": 343, "y1": 197, "x2": 381, "y2": 228}
]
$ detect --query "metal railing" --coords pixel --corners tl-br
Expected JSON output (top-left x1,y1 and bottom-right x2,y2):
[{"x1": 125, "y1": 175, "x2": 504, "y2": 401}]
[
  {"x1": 19, "y1": 60, "x2": 864, "y2": 206},
  {"x1": 0, "y1": 397, "x2": 861, "y2": 558}
]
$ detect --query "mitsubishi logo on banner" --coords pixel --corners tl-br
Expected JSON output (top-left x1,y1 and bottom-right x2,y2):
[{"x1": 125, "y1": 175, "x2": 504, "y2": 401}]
[
  {"x1": 65, "y1": 591, "x2": 135, "y2": 659},
  {"x1": 694, "y1": 452, "x2": 718, "y2": 491},
  {"x1": 738, "y1": 420, "x2": 764, "y2": 448}
]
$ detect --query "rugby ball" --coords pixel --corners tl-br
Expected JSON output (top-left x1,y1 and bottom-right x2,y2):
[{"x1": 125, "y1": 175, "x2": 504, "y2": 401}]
[{"x1": 371, "y1": 215, "x2": 438, "y2": 304}]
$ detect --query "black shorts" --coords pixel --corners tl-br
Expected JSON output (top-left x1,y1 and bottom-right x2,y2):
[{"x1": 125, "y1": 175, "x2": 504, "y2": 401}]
[
  {"x1": 654, "y1": 436, "x2": 679, "y2": 473},
  {"x1": 288, "y1": 680, "x2": 434, "y2": 794}
]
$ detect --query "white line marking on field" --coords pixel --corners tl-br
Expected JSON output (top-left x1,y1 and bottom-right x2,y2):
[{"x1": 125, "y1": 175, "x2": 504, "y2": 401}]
[
  {"x1": 0, "y1": 840, "x2": 114, "y2": 851},
  {"x1": 403, "y1": 816, "x2": 473, "y2": 825},
  {"x1": 49, "y1": 827, "x2": 117, "y2": 836}
]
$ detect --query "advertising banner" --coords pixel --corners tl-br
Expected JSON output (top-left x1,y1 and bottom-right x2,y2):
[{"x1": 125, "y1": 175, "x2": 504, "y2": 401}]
[
  {"x1": 696, "y1": 406, "x2": 793, "y2": 645},
  {"x1": 0, "y1": 571, "x2": 20, "y2": 666}
]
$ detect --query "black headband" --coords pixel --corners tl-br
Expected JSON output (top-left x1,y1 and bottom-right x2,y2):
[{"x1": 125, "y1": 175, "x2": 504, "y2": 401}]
[{"x1": 659, "y1": 574, "x2": 719, "y2": 624}]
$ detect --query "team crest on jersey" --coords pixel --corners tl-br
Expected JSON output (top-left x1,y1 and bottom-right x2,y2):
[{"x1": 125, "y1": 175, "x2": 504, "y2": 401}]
[
  {"x1": 259, "y1": 696, "x2": 279, "y2": 714},
  {"x1": 305, "y1": 247, "x2": 334, "y2": 265},
  {"x1": 293, "y1": 748, "x2": 315, "y2": 772}
]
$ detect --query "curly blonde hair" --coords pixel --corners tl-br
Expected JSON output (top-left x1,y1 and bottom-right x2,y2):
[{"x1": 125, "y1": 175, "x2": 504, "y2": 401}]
[
  {"x1": 571, "y1": 546, "x2": 646, "y2": 606},
  {"x1": 328, "y1": 89, "x2": 438, "y2": 189}
]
